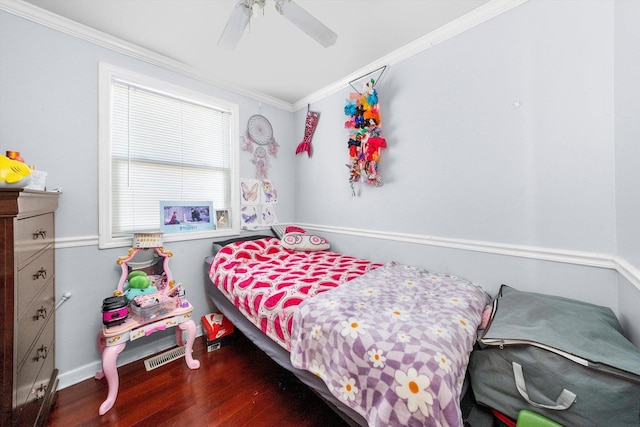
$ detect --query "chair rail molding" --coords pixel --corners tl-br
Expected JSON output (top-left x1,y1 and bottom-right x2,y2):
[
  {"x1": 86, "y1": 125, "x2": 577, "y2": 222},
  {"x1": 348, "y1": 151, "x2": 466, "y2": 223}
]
[{"x1": 297, "y1": 223, "x2": 640, "y2": 290}]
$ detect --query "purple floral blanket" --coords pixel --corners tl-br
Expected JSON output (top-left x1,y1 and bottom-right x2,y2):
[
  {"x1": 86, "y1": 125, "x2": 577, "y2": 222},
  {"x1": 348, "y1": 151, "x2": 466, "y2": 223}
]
[{"x1": 290, "y1": 262, "x2": 490, "y2": 426}]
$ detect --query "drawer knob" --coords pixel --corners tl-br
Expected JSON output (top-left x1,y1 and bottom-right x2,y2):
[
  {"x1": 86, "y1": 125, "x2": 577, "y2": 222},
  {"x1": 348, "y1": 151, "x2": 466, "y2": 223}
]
[
  {"x1": 35, "y1": 384, "x2": 47, "y2": 400},
  {"x1": 33, "y1": 345, "x2": 49, "y2": 361},
  {"x1": 33, "y1": 229, "x2": 47, "y2": 239},
  {"x1": 34, "y1": 306, "x2": 48, "y2": 320},
  {"x1": 33, "y1": 268, "x2": 47, "y2": 280}
]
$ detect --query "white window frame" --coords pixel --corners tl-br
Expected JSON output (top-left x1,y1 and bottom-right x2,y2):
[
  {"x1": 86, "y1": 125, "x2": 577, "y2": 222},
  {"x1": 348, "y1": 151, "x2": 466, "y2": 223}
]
[{"x1": 98, "y1": 62, "x2": 240, "y2": 249}]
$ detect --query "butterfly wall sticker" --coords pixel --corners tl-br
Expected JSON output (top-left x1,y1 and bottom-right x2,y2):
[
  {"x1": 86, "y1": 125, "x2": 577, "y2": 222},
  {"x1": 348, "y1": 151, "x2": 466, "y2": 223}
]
[
  {"x1": 241, "y1": 206, "x2": 259, "y2": 230},
  {"x1": 241, "y1": 182, "x2": 259, "y2": 203},
  {"x1": 242, "y1": 212, "x2": 257, "y2": 223}
]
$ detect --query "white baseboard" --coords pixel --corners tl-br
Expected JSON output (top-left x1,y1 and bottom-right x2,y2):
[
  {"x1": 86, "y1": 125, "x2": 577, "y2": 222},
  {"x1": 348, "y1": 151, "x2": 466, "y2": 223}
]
[{"x1": 57, "y1": 326, "x2": 203, "y2": 390}]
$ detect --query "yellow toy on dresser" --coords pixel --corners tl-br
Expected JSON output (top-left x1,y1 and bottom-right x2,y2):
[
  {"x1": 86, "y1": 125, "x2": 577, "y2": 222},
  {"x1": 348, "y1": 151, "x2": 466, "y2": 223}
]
[{"x1": 0, "y1": 154, "x2": 31, "y2": 187}]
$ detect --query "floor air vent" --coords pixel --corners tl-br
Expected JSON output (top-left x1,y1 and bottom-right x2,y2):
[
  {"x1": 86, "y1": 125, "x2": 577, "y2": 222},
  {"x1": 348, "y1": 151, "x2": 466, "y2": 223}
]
[{"x1": 144, "y1": 346, "x2": 186, "y2": 371}]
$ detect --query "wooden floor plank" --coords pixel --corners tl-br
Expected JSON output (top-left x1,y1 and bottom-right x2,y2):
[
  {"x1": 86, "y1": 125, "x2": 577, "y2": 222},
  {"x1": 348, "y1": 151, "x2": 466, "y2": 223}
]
[{"x1": 46, "y1": 333, "x2": 349, "y2": 427}]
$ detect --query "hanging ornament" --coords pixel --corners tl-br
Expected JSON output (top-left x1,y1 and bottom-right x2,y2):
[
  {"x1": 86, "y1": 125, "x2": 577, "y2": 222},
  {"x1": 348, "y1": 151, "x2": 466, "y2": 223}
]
[
  {"x1": 241, "y1": 114, "x2": 279, "y2": 178},
  {"x1": 344, "y1": 79, "x2": 387, "y2": 195},
  {"x1": 252, "y1": 147, "x2": 269, "y2": 180},
  {"x1": 295, "y1": 110, "x2": 320, "y2": 157}
]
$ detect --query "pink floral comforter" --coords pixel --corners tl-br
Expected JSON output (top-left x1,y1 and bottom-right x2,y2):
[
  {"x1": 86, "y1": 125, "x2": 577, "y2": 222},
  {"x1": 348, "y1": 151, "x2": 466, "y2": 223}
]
[{"x1": 208, "y1": 237, "x2": 382, "y2": 350}]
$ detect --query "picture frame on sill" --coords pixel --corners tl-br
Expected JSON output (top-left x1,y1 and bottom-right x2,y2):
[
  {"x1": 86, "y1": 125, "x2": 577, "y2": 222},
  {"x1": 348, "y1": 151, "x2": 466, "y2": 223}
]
[
  {"x1": 215, "y1": 209, "x2": 230, "y2": 229},
  {"x1": 160, "y1": 201, "x2": 215, "y2": 234}
]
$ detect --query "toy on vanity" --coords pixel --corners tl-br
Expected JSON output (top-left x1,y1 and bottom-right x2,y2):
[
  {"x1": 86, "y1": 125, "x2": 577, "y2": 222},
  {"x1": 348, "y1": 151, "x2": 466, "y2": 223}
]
[
  {"x1": 101, "y1": 295, "x2": 129, "y2": 327},
  {"x1": 123, "y1": 270, "x2": 158, "y2": 300}
]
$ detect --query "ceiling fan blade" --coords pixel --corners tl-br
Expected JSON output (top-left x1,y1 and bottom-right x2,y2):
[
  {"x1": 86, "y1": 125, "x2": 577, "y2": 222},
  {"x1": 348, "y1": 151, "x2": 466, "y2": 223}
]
[
  {"x1": 218, "y1": 1, "x2": 252, "y2": 50},
  {"x1": 275, "y1": 0, "x2": 337, "y2": 48}
]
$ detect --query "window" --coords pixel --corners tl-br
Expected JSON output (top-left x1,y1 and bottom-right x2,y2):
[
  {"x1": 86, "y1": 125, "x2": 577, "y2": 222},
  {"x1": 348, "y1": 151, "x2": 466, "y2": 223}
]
[{"x1": 99, "y1": 63, "x2": 239, "y2": 248}]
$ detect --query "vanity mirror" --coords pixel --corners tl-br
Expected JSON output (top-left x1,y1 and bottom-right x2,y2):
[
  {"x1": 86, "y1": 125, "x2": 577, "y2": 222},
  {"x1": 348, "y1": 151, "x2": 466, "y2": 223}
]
[{"x1": 115, "y1": 247, "x2": 175, "y2": 299}]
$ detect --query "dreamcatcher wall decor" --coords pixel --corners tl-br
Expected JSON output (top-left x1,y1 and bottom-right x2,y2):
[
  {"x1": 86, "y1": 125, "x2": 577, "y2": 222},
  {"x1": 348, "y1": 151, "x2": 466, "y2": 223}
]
[
  {"x1": 344, "y1": 69, "x2": 387, "y2": 196},
  {"x1": 241, "y1": 114, "x2": 279, "y2": 179}
]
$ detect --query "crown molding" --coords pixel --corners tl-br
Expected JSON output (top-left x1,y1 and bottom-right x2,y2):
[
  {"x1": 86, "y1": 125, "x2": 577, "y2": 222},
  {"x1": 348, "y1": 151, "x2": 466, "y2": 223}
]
[
  {"x1": 0, "y1": 0, "x2": 292, "y2": 111},
  {"x1": 1, "y1": 0, "x2": 527, "y2": 113},
  {"x1": 292, "y1": 0, "x2": 529, "y2": 111}
]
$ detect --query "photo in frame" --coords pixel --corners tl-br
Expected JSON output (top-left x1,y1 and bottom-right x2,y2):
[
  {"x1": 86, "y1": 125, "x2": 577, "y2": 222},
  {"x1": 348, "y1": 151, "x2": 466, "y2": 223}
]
[
  {"x1": 215, "y1": 209, "x2": 230, "y2": 229},
  {"x1": 161, "y1": 201, "x2": 215, "y2": 233}
]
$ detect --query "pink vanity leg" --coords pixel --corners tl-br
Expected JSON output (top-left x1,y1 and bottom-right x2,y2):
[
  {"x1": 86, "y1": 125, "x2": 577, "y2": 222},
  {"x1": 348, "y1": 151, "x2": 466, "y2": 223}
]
[
  {"x1": 178, "y1": 319, "x2": 200, "y2": 369},
  {"x1": 98, "y1": 341, "x2": 126, "y2": 415},
  {"x1": 94, "y1": 330, "x2": 107, "y2": 379},
  {"x1": 175, "y1": 326, "x2": 185, "y2": 347}
]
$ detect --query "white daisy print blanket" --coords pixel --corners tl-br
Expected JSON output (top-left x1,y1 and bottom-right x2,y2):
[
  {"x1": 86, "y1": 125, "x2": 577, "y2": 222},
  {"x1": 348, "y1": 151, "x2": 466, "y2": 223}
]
[{"x1": 290, "y1": 262, "x2": 490, "y2": 426}]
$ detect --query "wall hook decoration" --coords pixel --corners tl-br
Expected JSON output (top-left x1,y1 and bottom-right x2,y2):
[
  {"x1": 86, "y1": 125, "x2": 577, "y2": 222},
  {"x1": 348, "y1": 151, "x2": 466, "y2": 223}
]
[
  {"x1": 344, "y1": 75, "x2": 387, "y2": 196},
  {"x1": 348, "y1": 65, "x2": 387, "y2": 93}
]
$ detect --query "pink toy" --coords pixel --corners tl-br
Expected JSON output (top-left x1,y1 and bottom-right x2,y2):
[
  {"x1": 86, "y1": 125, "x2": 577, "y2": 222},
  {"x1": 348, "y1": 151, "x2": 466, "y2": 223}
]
[
  {"x1": 295, "y1": 110, "x2": 320, "y2": 157},
  {"x1": 478, "y1": 305, "x2": 493, "y2": 330}
]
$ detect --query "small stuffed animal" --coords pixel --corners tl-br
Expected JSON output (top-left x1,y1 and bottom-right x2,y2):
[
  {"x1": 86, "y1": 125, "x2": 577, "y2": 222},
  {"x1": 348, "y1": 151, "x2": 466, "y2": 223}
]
[
  {"x1": 127, "y1": 271, "x2": 151, "y2": 289},
  {"x1": 0, "y1": 155, "x2": 31, "y2": 187},
  {"x1": 124, "y1": 270, "x2": 157, "y2": 299}
]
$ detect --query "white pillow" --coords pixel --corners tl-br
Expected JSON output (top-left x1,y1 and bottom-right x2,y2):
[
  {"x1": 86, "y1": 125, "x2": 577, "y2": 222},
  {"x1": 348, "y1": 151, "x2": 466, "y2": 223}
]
[{"x1": 280, "y1": 233, "x2": 330, "y2": 252}]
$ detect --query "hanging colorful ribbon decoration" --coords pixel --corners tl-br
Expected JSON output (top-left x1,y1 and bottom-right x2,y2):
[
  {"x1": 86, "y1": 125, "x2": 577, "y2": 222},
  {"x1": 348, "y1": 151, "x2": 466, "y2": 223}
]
[
  {"x1": 295, "y1": 110, "x2": 320, "y2": 157},
  {"x1": 344, "y1": 79, "x2": 387, "y2": 194}
]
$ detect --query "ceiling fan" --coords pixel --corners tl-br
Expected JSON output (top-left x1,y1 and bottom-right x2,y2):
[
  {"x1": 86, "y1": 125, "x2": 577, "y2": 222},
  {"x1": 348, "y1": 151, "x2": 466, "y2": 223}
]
[{"x1": 218, "y1": 0, "x2": 338, "y2": 50}]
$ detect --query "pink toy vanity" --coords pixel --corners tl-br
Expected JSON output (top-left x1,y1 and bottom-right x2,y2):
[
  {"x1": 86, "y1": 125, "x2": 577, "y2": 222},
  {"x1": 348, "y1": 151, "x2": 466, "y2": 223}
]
[{"x1": 95, "y1": 246, "x2": 200, "y2": 415}]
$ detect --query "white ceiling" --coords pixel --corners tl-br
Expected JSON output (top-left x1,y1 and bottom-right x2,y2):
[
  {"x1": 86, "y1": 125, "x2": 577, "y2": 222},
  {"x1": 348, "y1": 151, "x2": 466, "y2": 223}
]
[{"x1": 20, "y1": 0, "x2": 493, "y2": 106}]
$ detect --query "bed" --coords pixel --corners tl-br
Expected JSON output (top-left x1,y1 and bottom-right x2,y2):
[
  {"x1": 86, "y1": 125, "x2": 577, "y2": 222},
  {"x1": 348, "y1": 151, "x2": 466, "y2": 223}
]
[{"x1": 205, "y1": 233, "x2": 490, "y2": 426}]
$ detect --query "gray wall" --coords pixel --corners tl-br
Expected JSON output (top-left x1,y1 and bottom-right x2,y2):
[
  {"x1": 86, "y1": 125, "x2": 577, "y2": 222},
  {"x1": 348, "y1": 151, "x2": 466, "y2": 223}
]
[
  {"x1": 2, "y1": 0, "x2": 640, "y2": 391},
  {"x1": 614, "y1": 0, "x2": 640, "y2": 345},
  {"x1": 293, "y1": 0, "x2": 639, "y2": 338},
  {"x1": 0, "y1": 8, "x2": 296, "y2": 387},
  {"x1": 295, "y1": 0, "x2": 615, "y2": 254}
]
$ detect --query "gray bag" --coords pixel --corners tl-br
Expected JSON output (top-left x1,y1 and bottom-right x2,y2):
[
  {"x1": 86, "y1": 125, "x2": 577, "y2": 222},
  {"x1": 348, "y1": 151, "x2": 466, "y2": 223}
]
[{"x1": 469, "y1": 285, "x2": 640, "y2": 426}]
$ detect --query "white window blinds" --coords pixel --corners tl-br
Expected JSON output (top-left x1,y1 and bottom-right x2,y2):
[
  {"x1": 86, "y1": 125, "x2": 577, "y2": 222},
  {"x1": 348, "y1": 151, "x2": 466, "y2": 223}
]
[{"x1": 99, "y1": 63, "x2": 238, "y2": 248}]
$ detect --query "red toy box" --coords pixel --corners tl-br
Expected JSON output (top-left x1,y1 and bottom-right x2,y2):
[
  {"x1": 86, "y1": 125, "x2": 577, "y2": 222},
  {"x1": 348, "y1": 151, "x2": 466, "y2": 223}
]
[{"x1": 201, "y1": 312, "x2": 235, "y2": 352}]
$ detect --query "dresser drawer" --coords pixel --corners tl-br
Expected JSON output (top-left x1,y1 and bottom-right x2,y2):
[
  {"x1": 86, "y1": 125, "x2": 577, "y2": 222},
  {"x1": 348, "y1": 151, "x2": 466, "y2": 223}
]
[
  {"x1": 17, "y1": 248, "x2": 54, "y2": 318},
  {"x1": 15, "y1": 340, "x2": 55, "y2": 408},
  {"x1": 17, "y1": 288, "x2": 54, "y2": 372},
  {"x1": 16, "y1": 213, "x2": 54, "y2": 268},
  {"x1": 13, "y1": 367, "x2": 58, "y2": 427}
]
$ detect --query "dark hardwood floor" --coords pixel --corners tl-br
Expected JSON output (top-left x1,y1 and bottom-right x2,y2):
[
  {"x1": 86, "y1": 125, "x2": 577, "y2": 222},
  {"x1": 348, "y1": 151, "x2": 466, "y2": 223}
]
[{"x1": 46, "y1": 333, "x2": 350, "y2": 427}]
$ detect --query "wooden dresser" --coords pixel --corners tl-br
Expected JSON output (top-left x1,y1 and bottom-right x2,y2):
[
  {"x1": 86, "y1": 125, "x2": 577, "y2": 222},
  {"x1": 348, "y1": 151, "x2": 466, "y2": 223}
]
[{"x1": 0, "y1": 189, "x2": 60, "y2": 426}]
